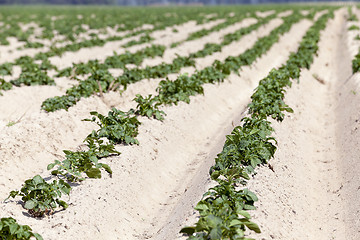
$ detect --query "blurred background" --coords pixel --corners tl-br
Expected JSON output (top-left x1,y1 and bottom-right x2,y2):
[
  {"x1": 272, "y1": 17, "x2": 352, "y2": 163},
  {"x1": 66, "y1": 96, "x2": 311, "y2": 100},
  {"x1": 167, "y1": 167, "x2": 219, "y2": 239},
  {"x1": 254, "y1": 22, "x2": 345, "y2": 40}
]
[{"x1": 0, "y1": 0, "x2": 356, "y2": 6}]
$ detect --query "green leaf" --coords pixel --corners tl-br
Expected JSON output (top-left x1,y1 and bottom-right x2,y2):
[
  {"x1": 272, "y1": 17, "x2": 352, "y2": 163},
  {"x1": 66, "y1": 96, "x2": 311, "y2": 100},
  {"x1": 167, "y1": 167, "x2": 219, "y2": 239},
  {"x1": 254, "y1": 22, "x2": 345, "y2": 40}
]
[
  {"x1": 32, "y1": 175, "x2": 44, "y2": 185},
  {"x1": 210, "y1": 170, "x2": 220, "y2": 180},
  {"x1": 237, "y1": 210, "x2": 251, "y2": 219},
  {"x1": 58, "y1": 200, "x2": 68, "y2": 209},
  {"x1": 195, "y1": 202, "x2": 209, "y2": 212},
  {"x1": 209, "y1": 226, "x2": 222, "y2": 239},
  {"x1": 34, "y1": 233, "x2": 44, "y2": 240},
  {"x1": 229, "y1": 219, "x2": 242, "y2": 227},
  {"x1": 206, "y1": 215, "x2": 222, "y2": 228},
  {"x1": 101, "y1": 163, "x2": 112, "y2": 175},
  {"x1": 24, "y1": 200, "x2": 36, "y2": 210},
  {"x1": 243, "y1": 221, "x2": 261, "y2": 233},
  {"x1": 86, "y1": 168, "x2": 101, "y2": 179},
  {"x1": 8, "y1": 223, "x2": 18, "y2": 235},
  {"x1": 179, "y1": 226, "x2": 196, "y2": 235},
  {"x1": 47, "y1": 163, "x2": 56, "y2": 170},
  {"x1": 146, "y1": 109, "x2": 153, "y2": 118},
  {"x1": 89, "y1": 155, "x2": 98, "y2": 164}
]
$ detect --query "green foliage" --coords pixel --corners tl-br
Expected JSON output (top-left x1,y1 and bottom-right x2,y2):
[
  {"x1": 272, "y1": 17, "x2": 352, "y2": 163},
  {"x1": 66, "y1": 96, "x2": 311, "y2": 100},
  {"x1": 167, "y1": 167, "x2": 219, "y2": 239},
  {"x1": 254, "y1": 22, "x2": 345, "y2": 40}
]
[
  {"x1": 181, "y1": 181, "x2": 260, "y2": 240},
  {"x1": 42, "y1": 55, "x2": 195, "y2": 112},
  {"x1": 348, "y1": 25, "x2": 360, "y2": 31},
  {"x1": 41, "y1": 95, "x2": 78, "y2": 112},
  {"x1": 0, "y1": 217, "x2": 43, "y2": 240},
  {"x1": 210, "y1": 117, "x2": 276, "y2": 180},
  {"x1": 56, "y1": 59, "x2": 107, "y2": 77},
  {"x1": 0, "y1": 63, "x2": 13, "y2": 76},
  {"x1": 248, "y1": 68, "x2": 293, "y2": 121},
  {"x1": 7, "y1": 175, "x2": 71, "y2": 217},
  {"x1": 83, "y1": 108, "x2": 141, "y2": 145},
  {"x1": 43, "y1": 68, "x2": 115, "y2": 112},
  {"x1": 48, "y1": 136, "x2": 119, "y2": 182},
  {"x1": 156, "y1": 74, "x2": 204, "y2": 105},
  {"x1": 24, "y1": 41, "x2": 45, "y2": 49},
  {"x1": 133, "y1": 94, "x2": 165, "y2": 120},
  {"x1": 352, "y1": 51, "x2": 360, "y2": 73},
  {"x1": 0, "y1": 78, "x2": 13, "y2": 94},
  {"x1": 153, "y1": 11, "x2": 304, "y2": 110},
  {"x1": 347, "y1": 6, "x2": 358, "y2": 21},
  {"x1": 104, "y1": 44, "x2": 165, "y2": 69},
  {"x1": 9, "y1": 56, "x2": 56, "y2": 87},
  {"x1": 122, "y1": 33, "x2": 154, "y2": 48},
  {"x1": 10, "y1": 70, "x2": 55, "y2": 87}
]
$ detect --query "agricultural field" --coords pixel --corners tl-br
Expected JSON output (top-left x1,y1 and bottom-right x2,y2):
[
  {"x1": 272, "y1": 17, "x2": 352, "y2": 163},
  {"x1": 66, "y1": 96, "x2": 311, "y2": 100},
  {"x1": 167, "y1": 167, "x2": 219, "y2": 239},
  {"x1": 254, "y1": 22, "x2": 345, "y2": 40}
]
[{"x1": 0, "y1": 3, "x2": 360, "y2": 240}]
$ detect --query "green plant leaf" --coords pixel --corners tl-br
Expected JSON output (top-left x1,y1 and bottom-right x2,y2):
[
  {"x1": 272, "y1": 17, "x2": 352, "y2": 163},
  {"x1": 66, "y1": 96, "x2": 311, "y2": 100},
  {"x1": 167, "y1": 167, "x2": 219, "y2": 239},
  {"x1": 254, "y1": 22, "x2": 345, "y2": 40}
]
[
  {"x1": 86, "y1": 168, "x2": 101, "y2": 179},
  {"x1": 101, "y1": 163, "x2": 112, "y2": 175},
  {"x1": 180, "y1": 226, "x2": 196, "y2": 235},
  {"x1": 24, "y1": 200, "x2": 36, "y2": 210}
]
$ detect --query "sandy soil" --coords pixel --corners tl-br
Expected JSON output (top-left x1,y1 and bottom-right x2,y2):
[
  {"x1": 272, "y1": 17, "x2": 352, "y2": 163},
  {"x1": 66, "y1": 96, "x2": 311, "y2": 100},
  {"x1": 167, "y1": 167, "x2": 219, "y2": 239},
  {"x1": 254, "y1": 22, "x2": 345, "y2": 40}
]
[
  {"x1": 278, "y1": 10, "x2": 293, "y2": 18},
  {"x1": 1, "y1": 6, "x2": 359, "y2": 240},
  {"x1": 256, "y1": 10, "x2": 276, "y2": 18},
  {"x1": 0, "y1": 10, "x2": 311, "y2": 240}
]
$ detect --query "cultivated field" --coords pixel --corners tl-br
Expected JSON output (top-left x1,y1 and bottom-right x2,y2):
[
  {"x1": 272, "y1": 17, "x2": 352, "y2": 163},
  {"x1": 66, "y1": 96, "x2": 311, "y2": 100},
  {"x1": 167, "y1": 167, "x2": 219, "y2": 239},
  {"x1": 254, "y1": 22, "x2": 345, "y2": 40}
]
[{"x1": 0, "y1": 4, "x2": 359, "y2": 240}]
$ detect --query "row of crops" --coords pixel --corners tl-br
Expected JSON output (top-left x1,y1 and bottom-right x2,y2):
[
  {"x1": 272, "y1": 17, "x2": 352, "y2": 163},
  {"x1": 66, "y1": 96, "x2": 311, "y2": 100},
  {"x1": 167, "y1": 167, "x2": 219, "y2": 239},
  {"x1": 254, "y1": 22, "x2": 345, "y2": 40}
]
[{"x1": 1, "y1": 4, "x2": 358, "y2": 240}]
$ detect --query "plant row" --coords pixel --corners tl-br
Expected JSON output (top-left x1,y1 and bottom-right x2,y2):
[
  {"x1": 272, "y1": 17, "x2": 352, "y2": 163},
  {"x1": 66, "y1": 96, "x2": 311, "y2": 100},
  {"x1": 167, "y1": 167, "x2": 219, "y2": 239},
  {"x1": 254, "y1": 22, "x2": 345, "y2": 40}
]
[
  {"x1": 0, "y1": 6, "x2": 231, "y2": 47},
  {"x1": 179, "y1": 11, "x2": 334, "y2": 239},
  {"x1": 0, "y1": 11, "x2": 252, "y2": 95},
  {"x1": 349, "y1": 7, "x2": 360, "y2": 73},
  {"x1": 0, "y1": 44, "x2": 166, "y2": 96},
  {"x1": 39, "y1": 12, "x2": 282, "y2": 112},
  {"x1": 170, "y1": 13, "x2": 255, "y2": 48}
]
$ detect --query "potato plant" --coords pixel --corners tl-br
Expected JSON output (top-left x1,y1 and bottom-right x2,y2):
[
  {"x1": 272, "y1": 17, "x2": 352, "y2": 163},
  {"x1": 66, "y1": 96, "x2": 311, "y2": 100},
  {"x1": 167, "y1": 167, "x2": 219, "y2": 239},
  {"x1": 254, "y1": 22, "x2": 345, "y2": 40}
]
[
  {"x1": 0, "y1": 217, "x2": 43, "y2": 240},
  {"x1": 83, "y1": 108, "x2": 141, "y2": 145},
  {"x1": 48, "y1": 136, "x2": 119, "y2": 182},
  {"x1": 7, "y1": 175, "x2": 71, "y2": 217}
]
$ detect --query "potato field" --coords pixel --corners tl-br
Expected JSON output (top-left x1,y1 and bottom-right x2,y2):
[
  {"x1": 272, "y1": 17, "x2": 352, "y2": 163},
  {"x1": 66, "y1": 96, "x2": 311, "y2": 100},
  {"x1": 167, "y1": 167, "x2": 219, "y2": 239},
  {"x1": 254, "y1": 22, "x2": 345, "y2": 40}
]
[{"x1": 0, "y1": 4, "x2": 359, "y2": 240}]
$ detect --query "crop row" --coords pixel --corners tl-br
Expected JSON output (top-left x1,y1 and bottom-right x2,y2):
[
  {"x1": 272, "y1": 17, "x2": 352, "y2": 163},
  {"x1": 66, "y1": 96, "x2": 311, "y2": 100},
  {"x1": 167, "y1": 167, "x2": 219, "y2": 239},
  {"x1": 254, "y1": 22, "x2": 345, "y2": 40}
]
[
  {"x1": 39, "y1": 12, "x2": 281, "y2": 112},
  {"x1": 0, "y1": 8, "x2": 317, "y2": 98},
  {"x1": 0, "y1": 11, "x2": 255, "y2": 96},
  {"x1": 349, "y1": 6, "x2": 360, "y2": 73},
  {"x1": 180, "y1": 10, "x2": 334, "y2": 239},
  {"x1": 0, "y1": 6, "x2": 231, "y2": 47},
  {"x1": 1, "y1": 6, "x2": 311, "y2": 48}
]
